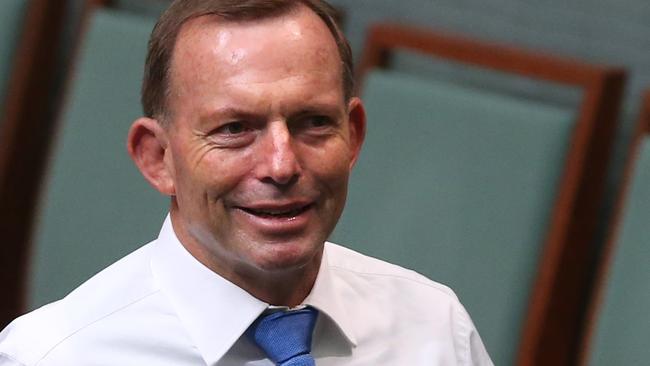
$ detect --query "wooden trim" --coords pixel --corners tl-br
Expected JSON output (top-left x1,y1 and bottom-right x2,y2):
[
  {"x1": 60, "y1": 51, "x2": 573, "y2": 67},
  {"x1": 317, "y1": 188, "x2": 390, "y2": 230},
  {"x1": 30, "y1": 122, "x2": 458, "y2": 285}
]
[
  {"x1": 577, "y1": 90, "x2": 650, "y2": 365},
  {"x1": 520, "y1": 71, "x2": 625, "y2": 366},
  {"x1": 0, "y1": 0, "x2": 69, "y2": 329},
  {"x1": 356, "y1": 23, "x2": 621, "y2": 94},
  {"x1": 356, "y1": 23, "x2": 627, "y2": 366}
]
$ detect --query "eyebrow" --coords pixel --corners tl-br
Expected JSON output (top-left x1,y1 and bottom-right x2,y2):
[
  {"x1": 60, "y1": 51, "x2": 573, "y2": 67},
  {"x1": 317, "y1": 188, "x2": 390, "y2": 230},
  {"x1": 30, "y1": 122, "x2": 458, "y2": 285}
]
[
  {"x1": 199, "y1": 102, "x2": 344, "y2": 124},
  {"x1": 198, "y1": 107, "x2": 262, "y2": 126},
  {"x1": 291, "y1": 103, "x2": 344, "y2": 118}
]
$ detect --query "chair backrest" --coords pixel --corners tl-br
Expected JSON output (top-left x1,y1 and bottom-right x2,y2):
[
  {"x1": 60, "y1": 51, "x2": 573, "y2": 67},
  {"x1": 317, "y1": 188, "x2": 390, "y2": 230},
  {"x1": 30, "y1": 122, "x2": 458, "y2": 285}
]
[
  {"x1": 331, "y1": 23, "x2": 626, "y2": 365},
  {"x1": 578, "y1": 90, "x2": 650, "y2": 366},
  {"x1": 335, "y1": 69, "x2": 574, "y2": 365},
  {"x1": 0, "y1": 0, "x2": 28, "y2": 110},
  {"x1": 0, "y1": 0, "x2": 68, "y2": 328},
  {"x1": 24, "y1": 4, "x2": 168, "y2": 309},
  {"x1": 112, "y1": 0, "x2": 169, "y2": 17}
]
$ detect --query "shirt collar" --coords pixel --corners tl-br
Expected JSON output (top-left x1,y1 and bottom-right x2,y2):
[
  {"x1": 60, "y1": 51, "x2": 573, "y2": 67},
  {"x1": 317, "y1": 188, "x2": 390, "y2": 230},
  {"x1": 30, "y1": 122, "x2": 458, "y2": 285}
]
[
  {"x1": 304, "y1": 243, "x2": 358, "y2": 347},
  {"x1": 150, "y1": 216, "x2": 267, "y2": 365},
  {"x1": 149, "y1": 215, "x2": 356, "y2": 365}
]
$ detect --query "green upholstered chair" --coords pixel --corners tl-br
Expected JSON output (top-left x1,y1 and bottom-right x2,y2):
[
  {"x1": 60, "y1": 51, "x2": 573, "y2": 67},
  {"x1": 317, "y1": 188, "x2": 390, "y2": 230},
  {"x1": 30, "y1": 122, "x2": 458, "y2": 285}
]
[
  {"x1": 112, "y1": 0, "x2": 169, "y2": 17},
  {"x1": 333, "y1": 69, "x2": 574, "y2": 365},
  {"x1": 0, "y1": 0, "x2": 28, "y2": 112},
  {"x1": 27, "y1": 7, "x2": 168, "y2": 309},
  {"x1": 578, "y1": 91, "x2": 650, "y2": 366},
  {"x1": 332, "y1": 23, "x2": 626, "y2": 365}
]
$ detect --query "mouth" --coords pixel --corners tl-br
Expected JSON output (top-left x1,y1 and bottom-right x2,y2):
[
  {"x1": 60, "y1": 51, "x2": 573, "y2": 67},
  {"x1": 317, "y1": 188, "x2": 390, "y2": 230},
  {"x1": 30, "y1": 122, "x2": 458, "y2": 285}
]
[{"x1": 237, "y1": 203, "x2": 313, "y2": 219}]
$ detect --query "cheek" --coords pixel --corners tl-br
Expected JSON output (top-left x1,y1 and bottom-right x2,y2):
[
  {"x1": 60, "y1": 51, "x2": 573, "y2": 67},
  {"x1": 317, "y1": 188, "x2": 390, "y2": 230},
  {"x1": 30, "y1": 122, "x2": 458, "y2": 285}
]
[
  {"x1": 169, "y1": 144, "x2": 240, "y2": 205},
  {"x1": 197, "y1": 151, "x2": 257, "y2": 197},
  {"x1": 304, "y1": 143, "x2": 353, "y2": 191}
]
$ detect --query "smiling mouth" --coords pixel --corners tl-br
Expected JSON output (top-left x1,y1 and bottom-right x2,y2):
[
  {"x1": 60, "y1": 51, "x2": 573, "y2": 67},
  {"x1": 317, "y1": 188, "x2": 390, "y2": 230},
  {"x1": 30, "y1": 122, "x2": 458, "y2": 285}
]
[{"x1": 238, "y1": 204, "x2": 313, "y2": 219}]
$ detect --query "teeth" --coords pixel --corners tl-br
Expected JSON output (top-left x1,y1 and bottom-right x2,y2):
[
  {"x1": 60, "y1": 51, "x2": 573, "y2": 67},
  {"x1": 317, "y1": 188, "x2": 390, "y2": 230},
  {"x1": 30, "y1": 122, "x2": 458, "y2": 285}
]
[
  {"x1": 244, "y1": 206, "x2": 307, "y2": 217},
  {"x1": 260, "y1": 209, "x2": 299, "y2": 216}
]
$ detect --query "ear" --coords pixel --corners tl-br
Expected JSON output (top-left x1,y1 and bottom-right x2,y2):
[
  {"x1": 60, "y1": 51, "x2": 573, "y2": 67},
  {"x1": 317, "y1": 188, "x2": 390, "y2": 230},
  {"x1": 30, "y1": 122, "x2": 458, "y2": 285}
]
[
  {"x1": 346, "y1": 97, "x2": 366, "y2": 170},
  {"x1": 127, "y1": 117, "x2": 175, "y2": 196}
]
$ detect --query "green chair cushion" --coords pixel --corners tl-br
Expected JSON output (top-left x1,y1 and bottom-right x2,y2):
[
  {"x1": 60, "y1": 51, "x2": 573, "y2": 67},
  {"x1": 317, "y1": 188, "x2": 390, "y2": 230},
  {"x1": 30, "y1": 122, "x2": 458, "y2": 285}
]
[
  {"x1": 0, "y1": 0, "x2": 28, "y2": 115},
  {"x1": 29, "y1": 9, "x2": 167, "y2": 309},
  {"x1": 332, "y1": 69, "x2": 575, "y2": 365},
  {"x1": 113, "y1": 0, "x2": 168, "y2": 17}
]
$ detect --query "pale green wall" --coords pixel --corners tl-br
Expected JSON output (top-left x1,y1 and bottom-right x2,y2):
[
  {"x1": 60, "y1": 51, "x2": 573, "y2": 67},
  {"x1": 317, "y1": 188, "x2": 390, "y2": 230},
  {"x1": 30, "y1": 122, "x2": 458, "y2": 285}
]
[{"x1": 28, "y1": 9, "x2": 167, "y2": 309}]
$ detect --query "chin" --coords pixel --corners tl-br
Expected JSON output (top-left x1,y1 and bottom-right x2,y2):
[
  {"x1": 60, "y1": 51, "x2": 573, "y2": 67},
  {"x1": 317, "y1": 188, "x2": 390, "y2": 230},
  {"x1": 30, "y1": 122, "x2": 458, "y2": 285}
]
[{"x1": 248, "y1": 239, "x2": 323, "y2": 273}]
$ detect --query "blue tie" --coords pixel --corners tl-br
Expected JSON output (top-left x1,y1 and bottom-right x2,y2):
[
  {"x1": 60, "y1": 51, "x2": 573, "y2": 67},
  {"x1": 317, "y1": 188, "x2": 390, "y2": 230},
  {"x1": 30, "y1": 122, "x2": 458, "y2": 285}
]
[{"x1": 246, "y1": 307, "x2": 319, "y2": 366}]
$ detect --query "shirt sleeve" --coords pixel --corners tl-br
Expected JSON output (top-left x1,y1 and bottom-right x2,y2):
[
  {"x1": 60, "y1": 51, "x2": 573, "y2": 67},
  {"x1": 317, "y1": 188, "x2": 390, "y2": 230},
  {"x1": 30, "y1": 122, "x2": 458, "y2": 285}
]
[
  {"x1": 467, "y1": 325, "x2": 494, "y2": 366},
  {"x1": 452, "y1": 301, "x2": 494, "y2": 366}
]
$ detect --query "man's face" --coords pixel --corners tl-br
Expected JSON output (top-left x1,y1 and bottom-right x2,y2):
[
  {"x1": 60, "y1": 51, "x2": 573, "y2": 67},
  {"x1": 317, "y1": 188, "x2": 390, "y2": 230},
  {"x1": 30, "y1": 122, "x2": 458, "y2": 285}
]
[{"x1": 162, "y1": 7, "x2": 364, "y2": 279}]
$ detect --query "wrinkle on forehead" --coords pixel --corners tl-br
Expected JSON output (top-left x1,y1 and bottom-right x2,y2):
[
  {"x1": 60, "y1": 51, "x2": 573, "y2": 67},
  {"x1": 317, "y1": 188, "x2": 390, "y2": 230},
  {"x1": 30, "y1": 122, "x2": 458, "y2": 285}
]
[{"x1": 221, "y1": 72, "x2": 327, "y2": 89}]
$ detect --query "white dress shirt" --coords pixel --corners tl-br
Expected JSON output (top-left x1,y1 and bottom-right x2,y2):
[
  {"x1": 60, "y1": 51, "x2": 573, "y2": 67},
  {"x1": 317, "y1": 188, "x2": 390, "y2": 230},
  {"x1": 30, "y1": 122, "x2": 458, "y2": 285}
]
[{"x1": 0, "y1": 216, "x2": 493, "y2": 365}]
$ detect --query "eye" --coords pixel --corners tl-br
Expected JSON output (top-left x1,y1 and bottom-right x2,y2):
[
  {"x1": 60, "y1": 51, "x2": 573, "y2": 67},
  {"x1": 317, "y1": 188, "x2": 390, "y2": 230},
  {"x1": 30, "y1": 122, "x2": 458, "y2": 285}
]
[
  {"x1": 207, "y1": 120, "x2": 257, "y2": 148},
  {"x1": 217, "y1": 121, "x2": 248, "y2": 135},
  {"x1": 303, "y1": 115, "x2": 333, "y2": 128}
]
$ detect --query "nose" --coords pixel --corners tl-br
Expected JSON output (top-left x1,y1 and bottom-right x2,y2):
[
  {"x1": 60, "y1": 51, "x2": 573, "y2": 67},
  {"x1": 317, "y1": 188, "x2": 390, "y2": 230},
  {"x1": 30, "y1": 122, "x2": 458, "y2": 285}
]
[{"x1": 257, "y1": 122, "x2": 301, "y2": 186}]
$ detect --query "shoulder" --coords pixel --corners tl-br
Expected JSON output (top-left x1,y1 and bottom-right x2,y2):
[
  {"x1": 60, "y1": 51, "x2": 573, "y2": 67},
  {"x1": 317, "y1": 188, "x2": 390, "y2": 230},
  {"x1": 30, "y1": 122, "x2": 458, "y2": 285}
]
[
  {"x1": 0, "y1": 242, "x2": 161, "y2": 365},
  {"x1": 324, "y1": 241, "x2": 459, "y2": 302},
  {"x1": 323, "y1": 242, "x2": 493, "y2": 365}
]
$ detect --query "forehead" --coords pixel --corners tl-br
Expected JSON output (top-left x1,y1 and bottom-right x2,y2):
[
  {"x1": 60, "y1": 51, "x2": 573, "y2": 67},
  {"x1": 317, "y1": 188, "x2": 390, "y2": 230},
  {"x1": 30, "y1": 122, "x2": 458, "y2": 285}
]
[{"x1": 168, "y1": 6, "x2": 342, "y2": 96}]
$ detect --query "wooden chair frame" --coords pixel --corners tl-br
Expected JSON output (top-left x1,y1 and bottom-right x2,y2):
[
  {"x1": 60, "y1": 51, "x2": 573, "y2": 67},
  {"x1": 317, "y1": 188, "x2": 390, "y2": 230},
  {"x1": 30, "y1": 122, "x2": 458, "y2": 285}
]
[
  {"x1": 577, "y1": 90, "x2": 650, "y2": 365},
  {"x1": 0, "y1": 0, "x2": 69, "y2": 329},
  {"x1": 356, "y1": 23, "x2": 627, "y2": 366}
]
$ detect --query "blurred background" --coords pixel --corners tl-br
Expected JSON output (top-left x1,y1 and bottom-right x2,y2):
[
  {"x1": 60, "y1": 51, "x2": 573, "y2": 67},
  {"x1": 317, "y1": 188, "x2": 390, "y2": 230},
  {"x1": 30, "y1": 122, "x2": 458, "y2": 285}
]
[{"x1": 1, "y1": 0, "x2": 649, "y2": 365}]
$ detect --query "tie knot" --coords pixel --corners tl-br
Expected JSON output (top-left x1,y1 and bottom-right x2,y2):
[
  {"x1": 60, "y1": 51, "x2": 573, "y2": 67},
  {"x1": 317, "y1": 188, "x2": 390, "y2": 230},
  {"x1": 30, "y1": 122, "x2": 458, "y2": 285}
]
[{"x1": 246, "y1": 307, "x2": 319, "y2": 366}]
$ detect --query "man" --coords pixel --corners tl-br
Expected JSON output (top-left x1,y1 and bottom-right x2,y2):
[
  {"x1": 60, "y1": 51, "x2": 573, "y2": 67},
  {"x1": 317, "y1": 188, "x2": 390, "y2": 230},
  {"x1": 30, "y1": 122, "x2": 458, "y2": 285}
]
[{"x1": 0, "y1": 0, "x2": 492, "y2": 365}]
